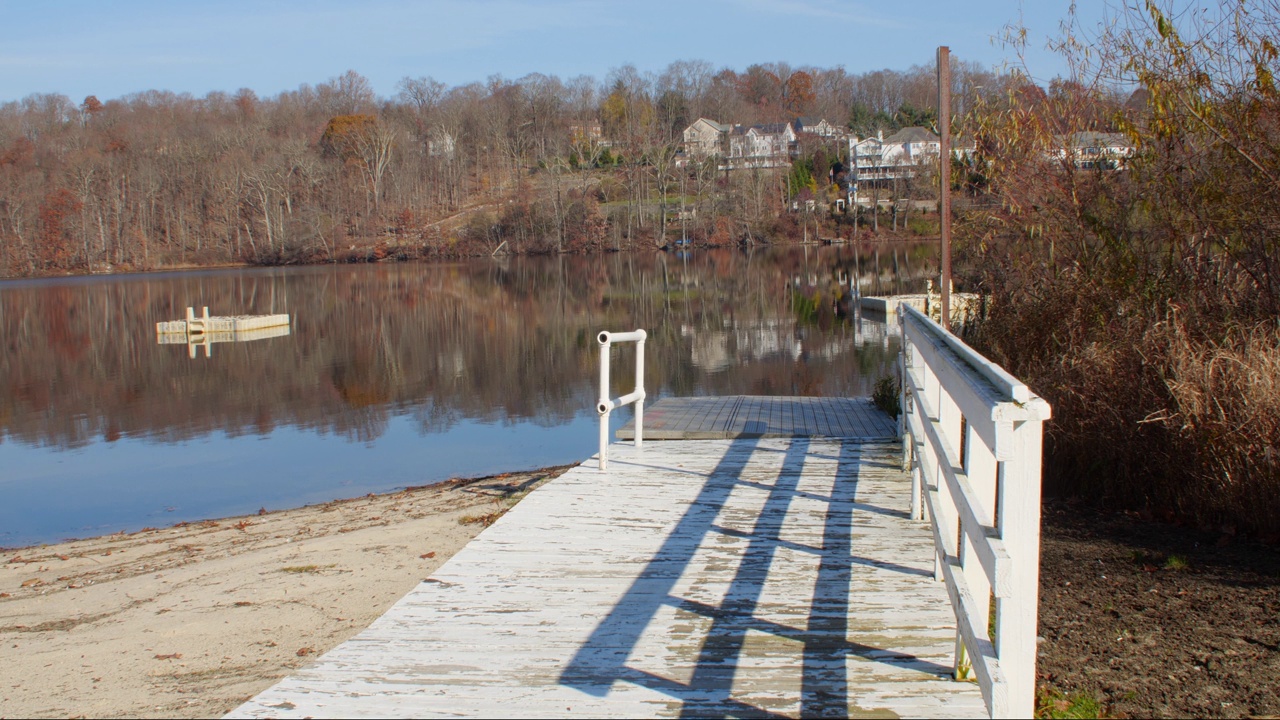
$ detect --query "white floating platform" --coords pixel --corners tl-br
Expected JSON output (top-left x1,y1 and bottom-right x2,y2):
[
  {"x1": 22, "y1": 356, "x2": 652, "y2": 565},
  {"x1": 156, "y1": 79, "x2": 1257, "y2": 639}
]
[
  {"x1": 156, "y1": 307, "x2": 290, "y2": 335},
  {"x1": 156, "y1": 325, "x2": 291, "y2": 345},
  {"x1": 230, "y1": 439, "x2": 984, "y2": 719},
  {"x1": 859, "y1": 294, "x2": 978, "y2": 317}
]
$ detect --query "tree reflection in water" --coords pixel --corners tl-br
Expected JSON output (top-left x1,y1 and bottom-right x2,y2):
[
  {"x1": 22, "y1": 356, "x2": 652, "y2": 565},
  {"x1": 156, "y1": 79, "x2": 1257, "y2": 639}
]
[{"x1": 0, "y1": 245, "x2": 936, "y2": 546}]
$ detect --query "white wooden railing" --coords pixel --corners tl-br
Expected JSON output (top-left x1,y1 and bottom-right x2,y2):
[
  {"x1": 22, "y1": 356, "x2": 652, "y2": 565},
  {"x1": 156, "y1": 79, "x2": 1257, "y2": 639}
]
[
  {"x1": 597, "y1": 329, "x2": 646, "y2": 471},
  {"x1": 898, "y1": 304, "x2": 1051, "y2": 719}
]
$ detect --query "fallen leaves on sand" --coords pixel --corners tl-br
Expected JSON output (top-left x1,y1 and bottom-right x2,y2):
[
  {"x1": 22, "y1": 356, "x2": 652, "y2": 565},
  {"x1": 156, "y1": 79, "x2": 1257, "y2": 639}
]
[
  {"x1": 20, "y1": 578, "x2": 42, "y2": 588},
  {"x1": 459, "y1": 511, "x2": 502, "y2": 527},
  {"x1": 296, "y1": 647, "x2": 314, "y2": 657},
  {"x1": 233, "y1": 601, "x2": 253, "y2": 607},
  {"x1": 154, "y1": 653, "x2": 182, "y2": 660},
  {"x1": 420, "y1": 552, "x2": 436, "y2": 559}
]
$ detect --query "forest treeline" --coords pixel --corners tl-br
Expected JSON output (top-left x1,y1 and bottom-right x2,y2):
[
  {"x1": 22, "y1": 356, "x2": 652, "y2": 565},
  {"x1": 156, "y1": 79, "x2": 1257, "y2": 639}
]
[{"x1": 0, "y1": 59, "x2": 1006, "y2": 277}]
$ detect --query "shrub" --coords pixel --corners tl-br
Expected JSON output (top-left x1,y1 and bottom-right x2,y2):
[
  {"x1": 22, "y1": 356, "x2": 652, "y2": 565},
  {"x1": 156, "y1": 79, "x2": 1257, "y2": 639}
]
[{"x1": 872, "y1": 374, "x2": 900, "y2": 419}]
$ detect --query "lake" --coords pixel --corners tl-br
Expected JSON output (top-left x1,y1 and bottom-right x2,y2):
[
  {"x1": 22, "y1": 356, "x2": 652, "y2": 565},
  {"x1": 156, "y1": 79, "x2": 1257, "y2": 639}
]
[{"x1": 0, "y1": 244, "x2": 936, "y2": 547}]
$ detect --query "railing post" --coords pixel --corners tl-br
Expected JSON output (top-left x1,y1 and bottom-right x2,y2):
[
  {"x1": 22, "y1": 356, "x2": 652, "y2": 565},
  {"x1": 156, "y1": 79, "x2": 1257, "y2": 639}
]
[
  {"x1": 598, "y1": 334, "x2": 612, "y2": 471},
  {"x1": 994, "y1": 417, "x2": 1046, "y2": 718},
  {"x1": 596, "y1": 329, "x2": 647, "y2": 472},
  {"x1": 634, "y1": 335, "x2": 645, "y2": 449}
]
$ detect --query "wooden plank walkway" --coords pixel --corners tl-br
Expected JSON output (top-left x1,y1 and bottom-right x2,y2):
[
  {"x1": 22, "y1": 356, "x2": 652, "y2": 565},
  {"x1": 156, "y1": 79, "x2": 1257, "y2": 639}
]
[
  {"x1": 230, "y1": 433, "x2": 985, "y2": 718},
  {"x1": 618, "y1": 396, "x2": 897, "y2": 441}
]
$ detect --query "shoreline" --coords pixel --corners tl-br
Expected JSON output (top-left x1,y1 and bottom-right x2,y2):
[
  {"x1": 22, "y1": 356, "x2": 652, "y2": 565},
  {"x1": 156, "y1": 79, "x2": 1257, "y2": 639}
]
[
  {"x1": 0, "y1": 464, "x2": 574, "y2": 719},
  {"x1": 0, "y1": 233, "x2": 935, "y2": 283}
]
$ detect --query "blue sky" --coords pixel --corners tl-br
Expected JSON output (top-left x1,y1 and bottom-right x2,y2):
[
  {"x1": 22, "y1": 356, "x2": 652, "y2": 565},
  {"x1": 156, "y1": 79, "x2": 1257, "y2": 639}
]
[{"x1": 0, "y1": 1, "x2": 1109, "y2": 103}]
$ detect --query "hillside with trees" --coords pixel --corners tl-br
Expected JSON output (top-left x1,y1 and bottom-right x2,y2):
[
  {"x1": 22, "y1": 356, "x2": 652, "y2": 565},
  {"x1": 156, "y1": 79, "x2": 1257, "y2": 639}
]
[{"x1": 0, "y1": 61, "x2": 1003, "y2": 277}]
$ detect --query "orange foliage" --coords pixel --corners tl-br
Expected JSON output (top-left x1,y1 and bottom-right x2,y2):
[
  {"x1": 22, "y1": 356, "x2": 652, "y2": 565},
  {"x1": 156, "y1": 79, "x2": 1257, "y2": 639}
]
[
  {"x1": 38, "y1": 188, "x2": 82, "y2": 270},
  {"x1": 319, "y1": 114, "x2": 378, "y2": 160}
]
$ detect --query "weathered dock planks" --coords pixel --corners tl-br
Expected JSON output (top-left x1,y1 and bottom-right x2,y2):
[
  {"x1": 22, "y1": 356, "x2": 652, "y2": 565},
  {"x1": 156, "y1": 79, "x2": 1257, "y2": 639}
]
[
  {"x1": 618, "y1": 395, "x2": 897, "y2": 441},
  {"x1": 230, "y1": 436, "x2": 985, "y2": 719}
]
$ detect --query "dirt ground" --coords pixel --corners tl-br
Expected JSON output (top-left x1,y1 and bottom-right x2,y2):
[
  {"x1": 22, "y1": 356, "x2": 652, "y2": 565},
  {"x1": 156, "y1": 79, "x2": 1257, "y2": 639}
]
[
  {"x1": 0, "y1": 466, "x2": 572, "y2": 719},
  {"x1": 1037, "y1": 500, "x2": 1280, "y2": 718}
]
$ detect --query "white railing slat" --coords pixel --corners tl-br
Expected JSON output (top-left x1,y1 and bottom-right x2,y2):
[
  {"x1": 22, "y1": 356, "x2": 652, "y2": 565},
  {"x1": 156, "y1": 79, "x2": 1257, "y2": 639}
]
[
  {"x1": 899, "y1": 303, "x2": 1049, "y2": 719},
  {"x1": 905, "y1": 374, "x2": 1013, "y2": 597}
]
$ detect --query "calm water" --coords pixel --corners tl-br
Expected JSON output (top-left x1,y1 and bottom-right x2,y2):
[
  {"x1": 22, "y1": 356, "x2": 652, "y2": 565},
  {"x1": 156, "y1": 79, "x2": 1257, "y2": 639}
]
[{"x1": 0, "y1": 245, "x2": 936, "y2": 547}]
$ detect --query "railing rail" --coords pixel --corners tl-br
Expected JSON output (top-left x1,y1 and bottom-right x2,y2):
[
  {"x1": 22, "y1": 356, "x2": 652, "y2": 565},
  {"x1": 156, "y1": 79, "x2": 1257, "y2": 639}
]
[
  {"x1": 898, "y1": 304, "x2": 1050, "y2": 719},
  {"x1": 597, "y1": 329, "x2": 646, "y2": 471}
]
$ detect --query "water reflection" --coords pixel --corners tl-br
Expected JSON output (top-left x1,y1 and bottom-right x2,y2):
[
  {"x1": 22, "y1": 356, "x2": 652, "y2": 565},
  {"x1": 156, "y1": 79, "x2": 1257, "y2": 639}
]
[{"x1": 0, "y1": 244, "x2": 936, "y2": 546}]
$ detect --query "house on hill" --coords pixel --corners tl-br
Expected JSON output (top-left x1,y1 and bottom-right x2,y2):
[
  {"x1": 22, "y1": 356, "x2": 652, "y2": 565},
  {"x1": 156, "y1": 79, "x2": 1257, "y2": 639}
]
[
  {"x1": 794, "y1": 117, "x2": 842, "y2": 138},
  {"x1": 682, "y1": 118, "x2": 731, "y2": 158},
  {"x1": 1051, "y1": 131, "x2": 1134, "y2": 170},
  {"x1": 880, "y1": 126, "x2": 942, "y2": 167},
  {"x1": 725, "y1": 123, "x2": 797, "y2": 169},
  {"x1": 848, "y1": 126, "x2": 945, "y2": 183}
]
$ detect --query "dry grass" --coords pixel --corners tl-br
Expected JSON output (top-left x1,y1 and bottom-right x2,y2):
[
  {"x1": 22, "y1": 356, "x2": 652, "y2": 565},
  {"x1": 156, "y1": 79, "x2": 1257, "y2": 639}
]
[{"x1": 967, "y1": 292, "x2": 1280, "y2": 538}]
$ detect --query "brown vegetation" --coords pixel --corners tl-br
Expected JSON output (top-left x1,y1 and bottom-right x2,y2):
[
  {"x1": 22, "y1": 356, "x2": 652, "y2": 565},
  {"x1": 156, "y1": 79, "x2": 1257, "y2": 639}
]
[{"x1": 958, "y1": 1, "x2": 1280, "y2": 538}]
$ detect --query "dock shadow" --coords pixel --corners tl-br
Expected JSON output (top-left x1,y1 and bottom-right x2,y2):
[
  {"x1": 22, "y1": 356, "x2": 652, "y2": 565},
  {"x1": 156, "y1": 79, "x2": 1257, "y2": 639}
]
[{"x1": 559, "y1": 432, "x2": 950, "y2": 718}]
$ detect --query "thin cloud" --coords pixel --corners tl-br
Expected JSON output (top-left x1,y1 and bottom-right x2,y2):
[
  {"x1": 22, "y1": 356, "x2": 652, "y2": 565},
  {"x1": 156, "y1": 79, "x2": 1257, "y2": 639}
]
[{"x1": 722, "y1": 0, "x2": 901, "y2": 28}]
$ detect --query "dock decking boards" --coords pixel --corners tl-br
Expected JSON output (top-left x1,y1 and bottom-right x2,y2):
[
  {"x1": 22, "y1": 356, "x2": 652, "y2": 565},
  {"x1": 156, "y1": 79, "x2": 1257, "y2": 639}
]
[
  {"x1": 231, "y1": 435, "x2": 984, "y2": 719},
  {"x1": 618, "y1": 396, "x2": 898, "y2": 441}
]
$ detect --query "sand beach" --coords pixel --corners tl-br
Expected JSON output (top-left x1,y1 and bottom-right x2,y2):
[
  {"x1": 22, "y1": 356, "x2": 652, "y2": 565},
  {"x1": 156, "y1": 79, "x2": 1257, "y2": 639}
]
[{"x1": 0, "y1": 466, "x2": 571, "y2": 718}]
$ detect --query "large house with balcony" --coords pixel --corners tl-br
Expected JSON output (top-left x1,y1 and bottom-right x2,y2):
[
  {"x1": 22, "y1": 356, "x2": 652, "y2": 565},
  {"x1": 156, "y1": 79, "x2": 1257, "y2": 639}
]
[
  {"x1": 1051, "y1": 131, "x2": 1134, "y2": 170},
  {"x1": 724, "y1": 122, "x2": 798, "y2": 169},
  {"x1": 681, "y1": 118, "x2": 805, "y2": 170},
  {"x1": 846, "y1": 127, "x2": 976, "y2": 185}
]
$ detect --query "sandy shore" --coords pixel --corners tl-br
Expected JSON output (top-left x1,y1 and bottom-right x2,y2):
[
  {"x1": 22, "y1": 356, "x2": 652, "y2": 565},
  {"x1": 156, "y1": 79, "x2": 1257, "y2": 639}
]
[{"x1": 0, "y1": 465, "x2": 573, "y2": 718}]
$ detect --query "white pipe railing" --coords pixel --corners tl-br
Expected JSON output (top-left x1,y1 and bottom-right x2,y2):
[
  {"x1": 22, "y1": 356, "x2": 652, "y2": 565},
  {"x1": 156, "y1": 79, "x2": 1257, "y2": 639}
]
[
  {"x1": 898, "y1": 304, "x2": 1051, "y2": 719},
  {"x1": 597, "y1": 329, "x2": 646, "y2": 471}
]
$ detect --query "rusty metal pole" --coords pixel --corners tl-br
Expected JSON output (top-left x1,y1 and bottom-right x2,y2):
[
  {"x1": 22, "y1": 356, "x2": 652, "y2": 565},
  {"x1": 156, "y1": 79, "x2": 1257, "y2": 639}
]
[{"x1": 938, "y1": 46, "x2": 952, "y2": 331}]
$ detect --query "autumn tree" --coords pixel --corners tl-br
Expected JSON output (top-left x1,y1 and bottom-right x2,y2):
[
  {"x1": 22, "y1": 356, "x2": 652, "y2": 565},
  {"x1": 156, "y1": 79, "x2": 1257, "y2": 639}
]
[
  {"x1": 320, "y1": 113, "x2": 396, "y2": 214},
  {"x1": 783, "y1": 70, "x2": 815, "y2": 115},
  {"x1": 37, "y1": 188, "x2": 82, "y2": 270},
  {"x1": 960, "y1": 0, "x2": 1280, "y2": 535}
]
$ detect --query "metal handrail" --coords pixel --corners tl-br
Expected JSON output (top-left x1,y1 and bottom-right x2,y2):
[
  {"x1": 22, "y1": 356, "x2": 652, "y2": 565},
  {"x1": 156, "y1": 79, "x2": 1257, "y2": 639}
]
[{"x1": 597, "y1": 329, "x2": 646, "y2": 470}]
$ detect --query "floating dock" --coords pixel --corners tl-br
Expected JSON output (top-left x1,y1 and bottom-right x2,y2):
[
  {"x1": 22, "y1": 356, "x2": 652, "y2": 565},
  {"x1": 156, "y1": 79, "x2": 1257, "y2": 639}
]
[
  {"x1": 858, "y1": 293, "x2": 978, "y2": 317},
  {"x1": 155, "y1": 306, "x2": 290, "y2": 336},
  {"x1": 155, "y1": 307, "x2": 291, "y2": 358}
]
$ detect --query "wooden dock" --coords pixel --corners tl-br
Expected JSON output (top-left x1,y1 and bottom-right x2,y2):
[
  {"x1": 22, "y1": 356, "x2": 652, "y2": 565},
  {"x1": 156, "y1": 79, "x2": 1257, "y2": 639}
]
[
  {"x1": 230, "y1": 398, "x2": 985, "y2": 719},
  {"x1": 619, "y1": 396, "x2": 896, "y2": 441},
  {"x1": 859, "y1": 293, "x2": 978, "y2": 318}
]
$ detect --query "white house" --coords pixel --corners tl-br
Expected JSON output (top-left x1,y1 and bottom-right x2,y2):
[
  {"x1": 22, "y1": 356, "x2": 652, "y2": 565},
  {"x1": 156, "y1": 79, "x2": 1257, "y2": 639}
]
[
  {"x1": 1051, "y1": 131, "x2": 1134, "y2": 170},
  {"x1": 427, "y1": 127, "x2": 455, "y2": 158},
  {"x1": 880, "y1": 126, "x2": 942, "y2": 167},
  {"x1": 725, "y1": 123, "x2": 797, "y2": 169},
  {"x1": 794, "y1": 117, "x2": 842, "y2": 138},
  {"x1": 848, "y1": 127, "x2": 945, "y2": 183}
]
